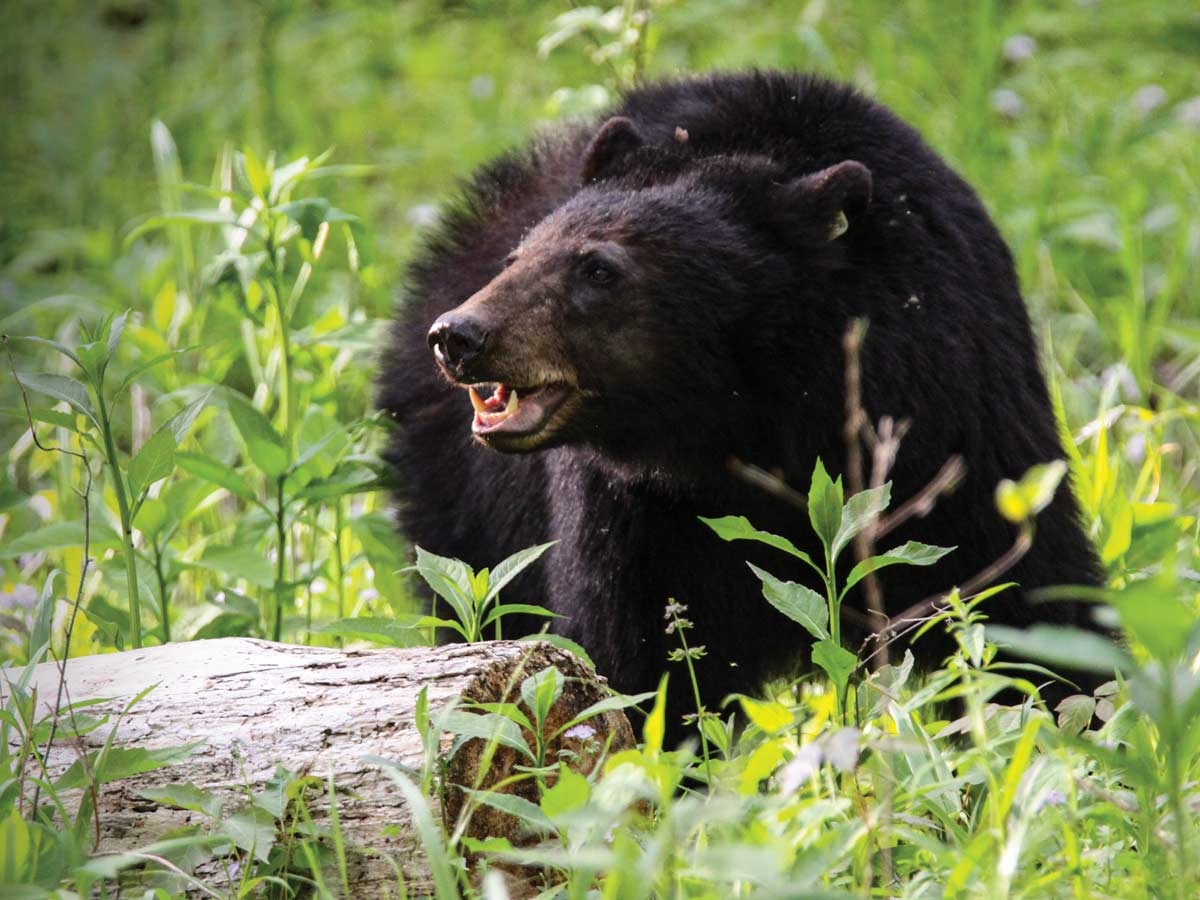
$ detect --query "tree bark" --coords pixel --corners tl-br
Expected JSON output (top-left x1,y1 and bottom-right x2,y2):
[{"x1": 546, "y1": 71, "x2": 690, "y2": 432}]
[{"x1": 8, "y1": 637, "x2": 636, "y2": 897}]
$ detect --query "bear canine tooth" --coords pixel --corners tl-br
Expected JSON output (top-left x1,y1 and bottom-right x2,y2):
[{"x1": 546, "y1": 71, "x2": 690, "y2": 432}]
[{"x1": 469, "y1": 387, "x2": 488, "y2": 413}]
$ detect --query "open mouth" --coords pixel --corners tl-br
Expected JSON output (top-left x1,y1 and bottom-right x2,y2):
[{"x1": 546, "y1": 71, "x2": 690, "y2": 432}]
[{"x1": 468, "y1": 382, "x2": 572, "y2": 440}]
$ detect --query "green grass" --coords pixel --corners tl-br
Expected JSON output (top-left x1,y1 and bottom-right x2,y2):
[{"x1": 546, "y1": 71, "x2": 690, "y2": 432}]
[{"x1": 1, "y1": 0, "x2": 1198, "y2": 897}]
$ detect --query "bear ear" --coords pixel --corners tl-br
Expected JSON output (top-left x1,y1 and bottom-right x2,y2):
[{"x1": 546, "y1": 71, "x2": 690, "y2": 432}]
[
  {"x1": 772, "y1": 160, "x2": 873, "y2": 242},
  {"x1": 581, "y1": 116, "x2": 645, "y2": 182}
]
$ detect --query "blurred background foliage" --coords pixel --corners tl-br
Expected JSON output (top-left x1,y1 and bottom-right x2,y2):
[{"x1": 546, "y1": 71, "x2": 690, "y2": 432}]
[{"x1": 0, "y1": 0, "x2": 1197, "y2": 664}]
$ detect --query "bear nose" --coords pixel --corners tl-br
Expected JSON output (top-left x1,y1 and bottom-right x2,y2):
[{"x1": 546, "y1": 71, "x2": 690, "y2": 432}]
[{"x1": 427, "y1": 314, "x2": 488, "y2": 372}]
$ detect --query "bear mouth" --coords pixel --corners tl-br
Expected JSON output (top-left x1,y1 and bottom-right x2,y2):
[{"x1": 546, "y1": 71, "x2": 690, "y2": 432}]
[{"x1": 467, "y1": 382, "x2": 573, "y2": 445}]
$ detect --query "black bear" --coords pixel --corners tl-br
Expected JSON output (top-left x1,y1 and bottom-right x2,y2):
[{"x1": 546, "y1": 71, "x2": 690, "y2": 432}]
[{"x1": 379, "y1": 71, "x2": 1102, "y2": 727}]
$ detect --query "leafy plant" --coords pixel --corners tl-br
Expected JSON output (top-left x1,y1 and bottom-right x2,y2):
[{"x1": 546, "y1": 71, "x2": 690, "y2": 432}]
[{"x1": 702, "y1": 458, "x2": 953, "y2": 721}]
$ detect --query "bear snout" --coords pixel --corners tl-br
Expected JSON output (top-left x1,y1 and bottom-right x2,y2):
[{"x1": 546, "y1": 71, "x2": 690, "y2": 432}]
[{"x1": 427, "y1": 313, "x2": 489, "y2": 378}]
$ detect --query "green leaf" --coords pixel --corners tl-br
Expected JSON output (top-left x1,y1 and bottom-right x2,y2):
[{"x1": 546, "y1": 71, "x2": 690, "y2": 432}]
[
  {"x1": 541, "y1": 764, "x2": 589, "y2": 819},
  {"x1": 438, "y1": 709, "x2": 533, "y2": 760},
  {"x1": 13, "y1": 372, "x2": 99, "y2": 429},
  {"x1": 30, "y1": 569, "x2": 60, "y2": 662},
  {"x1": 114, "y1": 348, "x2": 195, "y2": 396},
  {"x1": 484, "y1": 541, "x2": 557, "y2": 603},
  {"x1": 0, "y1": 519, "x2": 122, "y2": 559},
  {"x1": 385, "y1": 770, "x2": 461, "y2": 899},
  {"x1": 987, "y1": 625, "x2": 1131, "y2": 674},
  {"x1": 128, "y1": 429, "x2": 176, "y2": 499},
  {"x1": 242, "y1": 148, "x2": 269, "y2": 198},
  {"x1": 807, "y1": 459, "x2": 843, "y2": 552},
  {"x1": 832, "y1": 483, "x2": 891, "y2": 560},
  {"x1": 481, "y1": 603, "x2": 560, "y2": 628},
  {"x1": 462, "y1": 788, "x2": 554, "y2": 832},
  {"x1": 996, "y1": 460, "x2": 1068, "y2": 524},
  {"x1": 1055, "y1": 694, "x2": 1097, "y2": 736},
  {"x1": 414, "y1": 546, "x2": 476, "y2": 633},
  {"x1": 175, "y1": 451, "x2": 259, "y2": 503},
  {"x1": 738, "y1": 696, "x2": 795, "y2": 734},
  {"x1": 310, "y1": 616, "x2": 424, "y2": 646},
  {"x1": 643, "y1": 674, "x2": 669, "y2": 755},
  {"x1": 296, "y1": 467, "x2": 381, "y2": 502},
  {"x1": 0, "y1": 405, "x2": 80, "y2": 432},
  {"x1": 138, "y1": 781, "x2": 223, "y2": 818},
  {"x1": 124, "y1": 209, "x2": 241, "y2": 245},
  {"x1": 227, "y1": 395, "x2": 288, "y2": 478},
  {"x1": 106, "y1": 309, "x2": 130, "y2": 355},
  {"x1": 812, "y1": 639, "x2": 857, "y2": 693},
  {"x1": 747, "y1": 563, "x2": 829, "y2": 640},
  {"x1": 699, "y1": 515, "x2": 818, "y2": 569},
  {"x1": 220, "y1": 807, "x2": 276, "y2": 863},
  {"x1": 193, "y1": 544, "x2": 275, "y2": 589},
  {"x1": 276, "y1": 198, "x2": 358, "y2": 243},
  {"x1": 841, "y1": 541, "x2": 956, "y2": 598},
  {"x1": 521, "y1": 666, "x2": 563, "y2": 731},
  {"x1": 160, "y1": 389, "x2": 212, "y2": 444},
  {"x1": 11, "y1": 334, "x2": 82, "y2": 367},
  {"x1": 55, "y1": 742, "x2": 203, "y2": 790}
]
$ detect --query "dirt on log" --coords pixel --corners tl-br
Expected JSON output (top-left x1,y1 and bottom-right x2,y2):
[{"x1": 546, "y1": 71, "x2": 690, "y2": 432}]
[{"x1": 5, "y1": 637, "x2": 636, "y2": 897}]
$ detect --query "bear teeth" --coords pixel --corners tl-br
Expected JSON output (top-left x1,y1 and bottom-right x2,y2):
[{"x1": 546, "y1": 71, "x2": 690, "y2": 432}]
[{"x1": 474, "y1": 387, "x2": 519, "y2": 427}]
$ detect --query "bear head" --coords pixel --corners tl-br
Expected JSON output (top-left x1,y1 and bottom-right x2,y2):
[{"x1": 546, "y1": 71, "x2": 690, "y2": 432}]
[{"x1": 426, "y1": 116, "x2": 873, "y2": 466}]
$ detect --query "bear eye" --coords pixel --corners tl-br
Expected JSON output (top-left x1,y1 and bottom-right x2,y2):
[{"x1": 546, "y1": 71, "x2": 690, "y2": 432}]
[{"x1": 582, "y1": 259, "x2": 617, "y2": 286}]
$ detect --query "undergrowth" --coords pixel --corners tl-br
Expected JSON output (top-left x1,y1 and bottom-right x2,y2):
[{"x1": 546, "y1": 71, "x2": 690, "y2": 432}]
[{"x1": 1, "y1": 1, "x2": 1198, "y2": 898}]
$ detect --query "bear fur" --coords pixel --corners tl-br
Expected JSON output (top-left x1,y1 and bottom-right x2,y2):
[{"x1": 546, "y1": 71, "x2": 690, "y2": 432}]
[{"x1": 378, "y1": 71, "x2": 1103, "y2": 727}]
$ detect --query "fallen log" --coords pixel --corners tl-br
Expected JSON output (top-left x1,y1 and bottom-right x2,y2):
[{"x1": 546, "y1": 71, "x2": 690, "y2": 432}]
[{"x1": 5, "y1": 637, "x2": 637, "y2": 897}]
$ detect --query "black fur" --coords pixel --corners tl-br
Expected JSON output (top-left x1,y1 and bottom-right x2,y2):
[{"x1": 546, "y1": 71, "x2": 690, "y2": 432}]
[{"x1": 378, "y1": 71, "x2": 1103, "y2": 729}]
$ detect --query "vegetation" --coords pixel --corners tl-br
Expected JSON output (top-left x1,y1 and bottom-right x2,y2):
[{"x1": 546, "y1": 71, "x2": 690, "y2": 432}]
[{"x1": 1, "y1": 0, "x2": 1197, "y2": 897}]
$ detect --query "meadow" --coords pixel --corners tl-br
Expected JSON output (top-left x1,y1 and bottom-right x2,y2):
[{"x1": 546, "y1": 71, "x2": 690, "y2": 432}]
[{"x1": 1, "y1": 1, "x2": 1198, "y2": 897}]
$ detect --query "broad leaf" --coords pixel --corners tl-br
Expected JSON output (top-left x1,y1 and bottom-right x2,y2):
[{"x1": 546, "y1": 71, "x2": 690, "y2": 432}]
[
  {"x1": 0, "y1": 519, "x2": 121, "y2": 558},
  {"x1": 987, "y1": 625, "x2": 1131, "y2": 674},
  {"x1": 414, "y1": 546, "x2": 475, "y2": 629},
  {"x1": 176, "y1": 451, "x2": 259, "y2": 503},
  {"x1": 832, "y1": 483, "x2": 891, "y2": 560},
  {"x1": 807, "y1": 458, "x2": 843, "y2": 551},
  {"x1": 541, "y1": 764, "x2": 590, "y2": 819},
  {"x1": 14, "y1": 372, "x2": 99, "y2": 429},
  {"x1": 193, "y1": 544, "x2": 275, "y2": 589},
  {"x1": 160, "y1": 390, "x2": 212, "y2": 444},
  {"x1": 812, "y1": 639, "x2": 857, "y2": 693},
  {"x1": 128, "y1": 428, "x2": 176, "y2": 499},
  {"x1": 748, "y1": 563, "x2": 829, "y2": 640},
  {"x1": 484, "y1": 541, "x2": 557, "y2": 603},
  {"x1": 438, "y1": 709, "x2": 533, "y2": 760},
  {"x1": 56, "y1": 742, "x2": 203, "y2": 790},
  {"x1": 227, "y1": 395, "x2": 288, "y2": 478},
  {"x1": 841, "y1": 541, "x2": 956, "y2": 598},
  {"x1": 699, "y1": 515, "x2": 818, "y2": 570}
]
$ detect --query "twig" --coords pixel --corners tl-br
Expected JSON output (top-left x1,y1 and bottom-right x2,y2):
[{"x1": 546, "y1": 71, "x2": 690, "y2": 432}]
[
  {"x1": 726, "y1": 456, "x2": 808, "y2": 511},
  {"x1": 873, "y1": 454, "x2": 965, "y2": 542},
  {"x1": 863, "y1": 525, "x2": 1034, "y2": 656},
  {"x1": 841, "y1": 318, "x2": 896, "y2": 889},
  {"x1": 842, "y1": 319, "x2": 890, "y2": 672}
]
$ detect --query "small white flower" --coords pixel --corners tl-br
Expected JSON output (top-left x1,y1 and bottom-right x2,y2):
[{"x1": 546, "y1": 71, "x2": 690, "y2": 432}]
[
  {"x1": 563, "y1": 723, "x2": 597, "y2": 741},
  {"x1": 1002, "y1": 35, "x2": 1037, "y2": 63},
  {"x1": 1132, "y1": 85, "x2": 1167, "y2": 116},
  {"x1": 990, "y1": 89, "x2": 1025, "y2": 120}
]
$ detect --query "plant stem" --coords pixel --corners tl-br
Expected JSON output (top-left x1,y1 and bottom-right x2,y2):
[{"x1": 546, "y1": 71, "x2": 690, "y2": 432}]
[
  {"x1": 274, "y1": 476, "x2": 287, "y2": 641},
  {"x1": 153, "y1": 542, "x2": 170, "y2": 643},
  {"x1": 96, "y1": 387, "x2": 142, "y2": 648}
]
